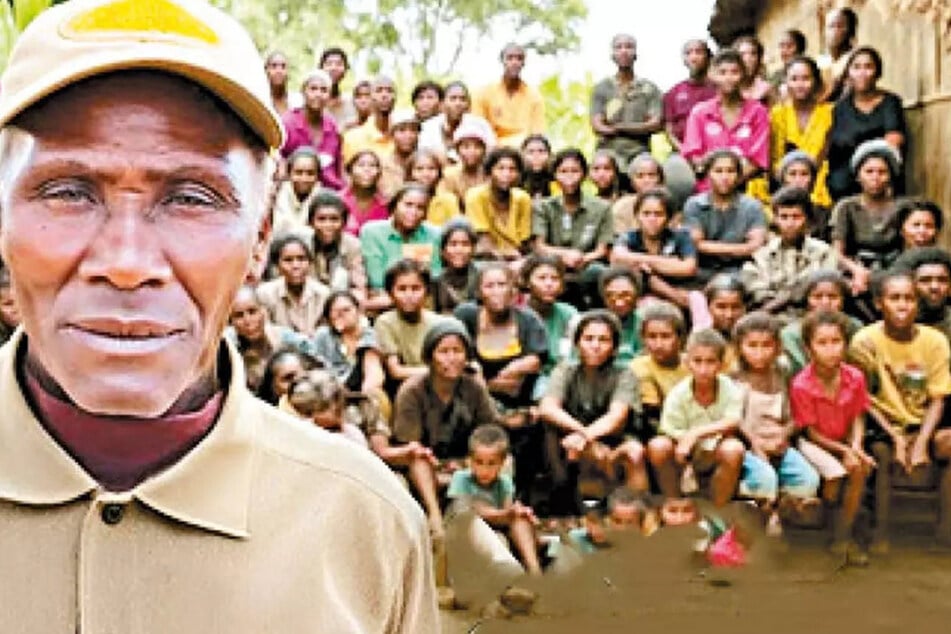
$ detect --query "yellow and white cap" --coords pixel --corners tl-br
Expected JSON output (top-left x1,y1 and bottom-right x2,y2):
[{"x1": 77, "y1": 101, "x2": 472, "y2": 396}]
[{"x1": 0, "y1": 0, "x2": 284, "y2": 149}]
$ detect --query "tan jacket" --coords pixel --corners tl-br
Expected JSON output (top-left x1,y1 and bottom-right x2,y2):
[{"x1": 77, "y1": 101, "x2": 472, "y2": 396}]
[
  {"x1": 255, "y1": 276, "x2": 329, "y2": 336},
  {"x1": 0, "y1": 331, "x2": 438, "y2": 633}
]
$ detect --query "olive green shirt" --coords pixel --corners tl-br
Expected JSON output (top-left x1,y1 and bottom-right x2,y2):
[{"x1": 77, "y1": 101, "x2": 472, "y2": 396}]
[{"x1": 532, "y1": 193, "x2": 614, "y2": 253}]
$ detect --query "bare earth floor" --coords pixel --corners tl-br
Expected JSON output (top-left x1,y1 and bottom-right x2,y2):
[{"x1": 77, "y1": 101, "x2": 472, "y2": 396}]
[{"x1": 440, "y1": 525, "x2": 951, "y2": 634}]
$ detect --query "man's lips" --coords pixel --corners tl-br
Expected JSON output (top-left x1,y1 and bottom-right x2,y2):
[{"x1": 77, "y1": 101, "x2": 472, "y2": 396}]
[{"x1": 65, "y1": 317, "x2": 185, "y2": 339}]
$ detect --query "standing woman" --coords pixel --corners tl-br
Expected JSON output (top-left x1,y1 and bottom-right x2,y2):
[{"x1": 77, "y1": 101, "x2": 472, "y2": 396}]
[
  {"x1": 734, "y1": 35, "x2": 773, "y2": 106},
  {"x1": 281, "y1": 69, "x2": 344, "y2": 190},
  {"x1": 341, "y1": 149, "x2": 389, "y2": 236},
  {"x1": 320, "y1": 47, "x2": 358, "y2": 130},
  {"x1": 453, "y1": 263, "x2": 549, "y2": 497},
  {"x1": 826, "y1": 47, "x2": 906, "y2": 202},
  {"x1": 819, "y1": 7, "x2": 859, "y2": 102},
  {"x1": 770, "y1": 56, "x2": 833, "y2": 214}
]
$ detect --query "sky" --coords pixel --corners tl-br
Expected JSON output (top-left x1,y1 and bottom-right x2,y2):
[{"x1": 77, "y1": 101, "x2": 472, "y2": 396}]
[{"x1": 453, "y1": 0, "x2": 716, "y2": 91}]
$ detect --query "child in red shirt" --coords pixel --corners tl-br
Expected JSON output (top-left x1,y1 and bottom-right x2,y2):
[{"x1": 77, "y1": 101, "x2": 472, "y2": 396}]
[{"x1": 791, "y1": 310, "x2": 874, "y2": 565}]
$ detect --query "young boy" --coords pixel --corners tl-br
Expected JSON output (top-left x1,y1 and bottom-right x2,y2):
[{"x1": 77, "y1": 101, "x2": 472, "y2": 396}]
[
  {"x1": 741, "y1": 186, "x2": 838, "y2": 318},
  {"x1": 374, "y1": 259, "x2": 446, "y2": 385},
  {"x1": 631, "y1": 301, "x2": 689, "y2": 432},
  {"x1": 849, "y1": 270, "x2": 951, "y2": 549},
  {"x1": 446, "y1": 424, "x2": 542, "y2": 576},
  {"x1": 647, "y1": 328, "x2": 746, "y2": 507}
]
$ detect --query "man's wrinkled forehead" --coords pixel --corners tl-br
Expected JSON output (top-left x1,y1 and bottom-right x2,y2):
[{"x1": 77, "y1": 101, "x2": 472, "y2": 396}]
[{"x1": 10, "y1": 70, "x2": 265, "y2": 156}]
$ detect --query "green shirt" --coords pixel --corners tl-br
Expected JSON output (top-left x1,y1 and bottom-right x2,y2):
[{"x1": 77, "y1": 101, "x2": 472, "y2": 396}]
[
  {"x1": 540, "y1": 302, "x2": 579, "y2": 374},
  {"x1": 590, "y1": 76, "x2": 664, "y2": 166},
  {"x1": 447, "y1": 469, "x2": 514, "y2": 510},
  {"x1": 659, "y1": 375, "x2": 743, "y2": 448},
  {"x1": 359, "y1": 219, "x2": 442, "y2": 289},
  {"x1": 532, "y1": 194, "x2": 614, "y2": 253}
]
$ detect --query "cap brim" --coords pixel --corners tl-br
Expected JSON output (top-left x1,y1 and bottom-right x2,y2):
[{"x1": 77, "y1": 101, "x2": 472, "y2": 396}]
[{"x1": 0, "y1": 48, "x2": 284, "y2": 149}]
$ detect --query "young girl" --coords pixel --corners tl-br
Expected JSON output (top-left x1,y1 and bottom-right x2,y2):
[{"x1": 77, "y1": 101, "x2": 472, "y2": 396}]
[
  {"x1": 611, "y1": 187, "x2": 698, "y2": 308},
  {"x1": 439, "y1": 123, "x2": 490, "y2": 208},
  {"x1": 589, "y1": 150, "x2": 622, "y2": 204},
  {"x1": 732, "y1": 313, "x2": 821, "y2": 537},
  {"x1": 613, "y1": 152, "x2": 666, "y2": 235},
  {"x1": 523, "y1": 253, "x2": 579, "y2": 392},
  {"x1": 831, "y1": 140, "x2": 902, "y2": 300},
  {"x1": 307, "y1": 189, "x2": 367, "y2": 299},
  {"x1": 465, "y1": 147, "x2": 532, "y2": 263},
  {"x1": 520, "y1": 134, "x2": 555, "y2": 200},
  {"x1": 791, "y1": 310, "x2": 875, "y2": 564},
  {"x1": 896, "y1": 198, "x2": 943, "y2": 252},
  {"x1": 256, "y1": 235, "x2": 329, "y2": 337},
  {"x1": 341, "y1": 149, "x2": 388, "y2": 236},
  {"x1": 272, "y1": 146, "x2": 321, "y2": 237},
  {"x1": 683, "y1": 149, "x2": 767, "y2": 283},
  {"x1": 699, "y1": 273, "x2": 747, "y2": 372},
  {"x1": 539, "y1": 310, "x2": 646, "y2": 513},
  {"x1": 405, "y1": 149, "x2": 461, "y2": 226},
  {"x1": 781, "y1": 270, "x2": 862, "y2": 377},
  {"x1": 431, "y1": 219, "x2": 479, "y2": 314}
]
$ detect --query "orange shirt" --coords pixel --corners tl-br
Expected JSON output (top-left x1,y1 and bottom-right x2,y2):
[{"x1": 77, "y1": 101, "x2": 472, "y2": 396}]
[{"x1": 472, "y1": 79, "x2": 545, "y2": 147}]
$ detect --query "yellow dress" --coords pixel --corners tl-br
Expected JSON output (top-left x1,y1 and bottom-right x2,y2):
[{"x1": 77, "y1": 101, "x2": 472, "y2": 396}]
[
  {"x1": 769, "y1": 102, "x2": 833, "y2": 209},
  {"x1": 464, "y1": 184, "x2": 532, "y2": 252},
  {"x1": 426, "y1": 191, "x2": 462, "y2": 226}
]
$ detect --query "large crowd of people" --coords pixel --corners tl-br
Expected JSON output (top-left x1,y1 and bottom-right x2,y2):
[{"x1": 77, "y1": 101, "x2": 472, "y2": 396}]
[{"x1": 6, "y1": 5, "x2": 950, "y2": 613}]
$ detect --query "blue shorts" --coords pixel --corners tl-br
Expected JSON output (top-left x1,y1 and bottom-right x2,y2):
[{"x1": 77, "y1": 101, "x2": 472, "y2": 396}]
[{"x1": 739, "y1": 448, "x2": 820, "y2": 502}]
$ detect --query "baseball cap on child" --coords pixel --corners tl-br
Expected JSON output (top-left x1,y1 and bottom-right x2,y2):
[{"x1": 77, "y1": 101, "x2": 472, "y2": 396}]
[{"x1": 0, "y1": 0, "x2": 284, "y2": 149}]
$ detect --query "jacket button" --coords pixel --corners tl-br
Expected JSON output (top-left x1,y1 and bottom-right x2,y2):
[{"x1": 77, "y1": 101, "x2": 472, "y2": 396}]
[{"x1": 101, "y1": 503, "x2": 124, "y2": 525}]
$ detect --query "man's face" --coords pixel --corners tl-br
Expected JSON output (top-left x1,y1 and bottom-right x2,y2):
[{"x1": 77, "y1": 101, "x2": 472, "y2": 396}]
[
  {"x1": 371, "y1": 80, "x2": 396, "y2": 115},
  {"x1": 915, "y1": 264, "x2": 951, "y2": 312},
  {"x1": 265, "y1": 55, "x2": 288, "y2": 88},
  {"x1": 501, "y1": 46, "x2": 526, "y2": 80},
  {"x1": 0, "y1": 73, "x2": 264, "y2": 417},
  {"x1": 683, "y1": 41, "x2": 709, "y2": 76},
  {"x1": 611, "y1": 36, "x2": 636, "y2": 69},
  {"x1": 686, "y1": 344, "x2": 722, "y2": 387},
  {"x1": 709, "y1": 290, "x2": 744, "y2": 334},
  {"x1": 413, "y1": 88, "x2": 441, "y2": 120},
  {"x1": 603, "y1": 277, "x2": 638, "y2": 319},
  {"x1": 578, "y1": 322, "x2": 615, "y2": 368},
  {"x1": 877, "y1": 277, "x2": 918, "y2": 331}
]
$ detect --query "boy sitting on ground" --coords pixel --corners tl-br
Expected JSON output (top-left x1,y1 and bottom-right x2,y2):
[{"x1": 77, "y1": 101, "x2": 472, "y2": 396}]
[{"x1": 647, "y1": 328, "x2": 746, "y2": 508}]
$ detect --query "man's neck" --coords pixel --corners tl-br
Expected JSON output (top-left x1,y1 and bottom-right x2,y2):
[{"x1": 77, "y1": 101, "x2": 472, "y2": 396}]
[
  {"x1": 305, "y1": 106, "x2": 323, "y2": 125},
  {"x1": 398, "y1": 309, "x2": 423, "y2": 324},
  {"x1": 374, "y1": 112, "x2": 390, "y2": 134},
  {"x1": 503, "y1": 76, "x2": 521, "y2": 93},
  {"x1": 883, "y1": 321, "x2": 915, "y2": 343},
  {"x1": 617, "y1": 66, "x2": 634, "y2": 82},
  {"x1": 270, "y1": 84, "x2": 287, "y2": 100},
  {"x1": 688, "y1": 70, "x2": 708, "y2": 84}
]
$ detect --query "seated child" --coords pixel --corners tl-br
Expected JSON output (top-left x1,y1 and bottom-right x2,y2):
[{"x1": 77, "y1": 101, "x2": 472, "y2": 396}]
[
  {"x1": 647, "y1": 328, "x2": 746, "y2": 507},
  {"x1": 599, "y1": 267, "x2": 644, "y2": 365},
  {"x1": 561, "y1": 486, "x2": 652, "y2": 554},
  {"x1": 781, "y1": 270, "x2": 862, "y2": 376},
  {"x1": 611, "y1": 187, "x2": 698, "y2": 309},
  {"x1": 848, "y1": 269, "x2": 951, "y2": 550},
  {"x1": 696, "y1": 273, "x2": 747, "y2": 371},
  {"x1": 539, "y1": 311, "x2": 645, "y2": 515},
  {"x1": 741, "y1": 186, "x2": 837, "y2": 318},
  {"x1": 631, "y1": 301, "x2": 689, "y2": 433},
  {"x1": 731, "y1": 313, "x2": 821, "y2": 536},
  {"x1": 522, "y1": 253, "x2": 579, "y2": 396},
  {"x1": 612, "y1": 152, "x2": 666, "y2": 235},
  {"x1": 777, "y1": 151, "x2": 831, "y2": 241},
  {"x1": 374, "y1": 259, "x2": 446, "y2": 386},
  {"x1": 283, "y1": 369, "x2": 374, "y2": 448},
  {"x1": 431, "y1": 220, "x2": 479, "y2": 314},
  {"x1": 446, "y1": 424, "x2": 542, "y2": 576},
  {"x1": 791, "y1": 311, "x2": 875, "y2": 564}
]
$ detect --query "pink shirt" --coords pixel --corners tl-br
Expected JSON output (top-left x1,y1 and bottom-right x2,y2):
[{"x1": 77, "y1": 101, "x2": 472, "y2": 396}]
[
  {"x1": 281, "y1": 108, "x2": 344, "y2": 190},
  {"x1": 663, "y1": 79, "x2": 717, "y2": 143},
  {"x1": 790, "y1": 362, "x2": 869, "y2": 442},
  {"x1": 681, "y1": 96, "x2": 769, "y2": 191},
  {"x1": 341, "y1": 188, "x2": 389, "y2": 236}
]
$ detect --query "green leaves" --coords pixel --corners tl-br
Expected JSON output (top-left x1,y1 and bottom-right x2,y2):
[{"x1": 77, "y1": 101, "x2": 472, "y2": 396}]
[
  {"x1": 0, "y1": 0, "x2": 53, "y2": 72},
  {"x1": 539, "y1": 72, "x2": 596, "y2": 154}
]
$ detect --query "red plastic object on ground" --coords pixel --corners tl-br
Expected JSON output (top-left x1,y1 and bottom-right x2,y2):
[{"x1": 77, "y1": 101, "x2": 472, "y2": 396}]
[{"x1": 706, "y1": 527, "x2": 747, "y2": 567}]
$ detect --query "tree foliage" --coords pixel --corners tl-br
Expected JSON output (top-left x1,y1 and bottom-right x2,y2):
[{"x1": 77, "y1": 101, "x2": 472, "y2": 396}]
[{"x1": 539, "y1": 72, "x2": 596, "y2": 154}]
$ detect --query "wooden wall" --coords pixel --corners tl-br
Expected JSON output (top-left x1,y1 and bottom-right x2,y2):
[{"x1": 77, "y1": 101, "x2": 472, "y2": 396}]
[{"x1": 754, "y1": 0, "x2": 951, "y2": 245}]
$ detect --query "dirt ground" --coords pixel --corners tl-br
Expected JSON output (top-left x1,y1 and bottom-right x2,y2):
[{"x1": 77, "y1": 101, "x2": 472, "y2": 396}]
[{"x1": 439, "y1": 518, "x2": 951, "y2": 634}]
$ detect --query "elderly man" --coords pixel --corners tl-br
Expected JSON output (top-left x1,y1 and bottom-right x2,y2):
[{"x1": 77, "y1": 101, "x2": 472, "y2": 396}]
[{"x1": 0, "y1": 0, "x2": 437, "y2": 632}]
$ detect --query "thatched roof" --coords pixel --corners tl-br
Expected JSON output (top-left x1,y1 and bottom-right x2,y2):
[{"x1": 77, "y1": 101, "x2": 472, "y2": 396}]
[{"x1": 709, "y1": 0, "x2": 951, "y2": 47}]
